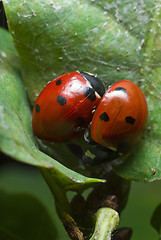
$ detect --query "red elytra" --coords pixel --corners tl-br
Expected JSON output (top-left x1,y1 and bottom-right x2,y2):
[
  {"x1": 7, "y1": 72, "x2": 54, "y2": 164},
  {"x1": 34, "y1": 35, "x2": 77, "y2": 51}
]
[
  {"x1": 91, "y1": 80, "x2": 148, "y2": 153},
  {"x1": 32, "y1": 71, "x2": 105, "y2": 142}
]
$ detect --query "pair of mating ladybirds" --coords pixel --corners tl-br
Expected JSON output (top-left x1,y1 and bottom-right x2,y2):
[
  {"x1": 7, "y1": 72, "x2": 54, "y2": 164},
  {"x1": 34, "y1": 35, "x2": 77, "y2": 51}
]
[{"x1": 32, "y1": 71, "x2": 148, "y2": 154}]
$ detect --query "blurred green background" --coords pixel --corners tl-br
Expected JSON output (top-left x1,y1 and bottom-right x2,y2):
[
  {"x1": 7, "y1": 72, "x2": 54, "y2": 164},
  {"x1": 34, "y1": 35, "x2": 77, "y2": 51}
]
[
  {"x1": 0, "y1": 161, "x2": 160, "y2": 240},
  {"x1": 120, "y1": 179, "x2": 160, "y2": 239}
]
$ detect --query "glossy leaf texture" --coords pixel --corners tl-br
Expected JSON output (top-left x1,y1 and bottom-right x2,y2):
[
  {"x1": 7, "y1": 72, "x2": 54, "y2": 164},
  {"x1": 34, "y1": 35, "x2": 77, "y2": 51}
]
[
  {"x1": 2, "y1": 0, "x2": 161, "y2": 181},
  {"x1": 0, "y1": 28, "x2": 103, "y2": 191}
]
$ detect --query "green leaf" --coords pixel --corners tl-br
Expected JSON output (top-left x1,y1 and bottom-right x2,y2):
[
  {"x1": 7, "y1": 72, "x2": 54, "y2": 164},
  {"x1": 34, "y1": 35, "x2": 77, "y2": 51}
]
[
  {"x1": 113, "y1": 2, "x2": 161, "y2": 182},
  {"x1": 2, "y1": 0, "x2": 161, "y2": 182},
  {"x1": 0, "y1": 189, "x2": 58, "y2": 240},
  {"x1": 3, "y1": 0, "x2": 142, "y2": 106},
  {"x1": 93, "y1": 0, "x2": 155, "y2": 39},
  {"x1": 151, "y1": 203, "x2": 161, "y2": 239},
  {"x1": 0, "y1": 28, "x2": 103, "y2": 191}
]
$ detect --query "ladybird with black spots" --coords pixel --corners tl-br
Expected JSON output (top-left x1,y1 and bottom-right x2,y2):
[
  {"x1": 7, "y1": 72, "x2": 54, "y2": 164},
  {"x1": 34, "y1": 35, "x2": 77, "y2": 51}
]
[
  {"x1": 32, "y1": 71, "x2": 105, "y2": 142},
  {"x1": 91, "y1": 80, "x2": 148, "y2": 153}
]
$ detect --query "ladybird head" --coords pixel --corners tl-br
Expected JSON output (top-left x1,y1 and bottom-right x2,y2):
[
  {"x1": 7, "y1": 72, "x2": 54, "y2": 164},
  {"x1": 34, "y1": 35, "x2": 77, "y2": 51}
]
[{"x1": 80, "y1": 72, "x2": 105, "y2": 97}]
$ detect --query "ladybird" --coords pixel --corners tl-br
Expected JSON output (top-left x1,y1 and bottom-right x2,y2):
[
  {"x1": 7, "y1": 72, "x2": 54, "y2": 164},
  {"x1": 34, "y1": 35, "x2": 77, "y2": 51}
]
[
  {"x1": 32, "y1": 71, "x2": 105, "y2": 142},
  {"x1": 91, "y1": 80, "x2": 148, "y2": 153}
]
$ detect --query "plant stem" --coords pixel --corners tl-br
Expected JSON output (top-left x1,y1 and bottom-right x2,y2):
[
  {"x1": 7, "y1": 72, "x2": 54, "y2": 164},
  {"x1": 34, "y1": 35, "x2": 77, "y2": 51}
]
[
  {"x1": 90, "y1": 208, "x2": 119, "y2": 240},
  {"x1": 40, "y1": 167, "x2": 84, "y2": 240}
]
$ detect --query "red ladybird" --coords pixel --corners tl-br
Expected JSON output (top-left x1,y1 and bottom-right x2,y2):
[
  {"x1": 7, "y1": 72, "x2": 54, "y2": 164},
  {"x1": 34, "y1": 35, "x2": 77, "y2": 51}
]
[
  {"x1": 32, "y1": 71, "x2": 105, "y2": 142},
  {"x1": 91, "y1": 80, "x2": 148, "y2": 153}
]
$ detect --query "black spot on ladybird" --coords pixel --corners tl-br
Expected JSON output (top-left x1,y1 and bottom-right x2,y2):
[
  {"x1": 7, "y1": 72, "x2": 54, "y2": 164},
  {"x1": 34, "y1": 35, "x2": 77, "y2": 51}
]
[
  {"x1": 125, "y1": 116, "x2": 135, "y2": 125},
  {"x1": 115, "y1": 87, "x2": 127, "y2": 93},
  {"x1": 56, "y1": 79, "x2": 62, "y2": 85},
  {"x1": 117, "y1": 141, "x2": 131, "y2": 153},
  {"x1": 84, "y1": 87, "x2": 96, "y2": 101},
  {"x1": 35, "y1": 104, "x2": 40, "y2": 113},
  {"x1": 57, "y1": 95, "x2": 67, "y2": 106},
  {"x1": 99, "y1": 112, "x2": 109, "y2": 122},
  {"x1": 76, "y1": 117, "x2": 84, "y2": 127}
]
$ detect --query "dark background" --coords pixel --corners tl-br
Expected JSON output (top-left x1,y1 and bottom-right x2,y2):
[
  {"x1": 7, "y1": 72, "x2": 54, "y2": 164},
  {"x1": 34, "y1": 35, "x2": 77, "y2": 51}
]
[{"x1": 0, "y1": 2, "x2": 8, "y2": 30}]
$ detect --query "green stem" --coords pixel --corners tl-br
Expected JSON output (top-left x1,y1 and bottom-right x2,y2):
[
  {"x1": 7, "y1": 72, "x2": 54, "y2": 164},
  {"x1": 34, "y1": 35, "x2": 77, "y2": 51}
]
[
  {"x1": 90, "y1": 208, "x2": 119, "y2": 240},
  {"x1": 40, "y1": 167, "x2": 84, "y2": 240},
  {"x1": 39, "y1": 167, "x2": 70, "y2": 215}
]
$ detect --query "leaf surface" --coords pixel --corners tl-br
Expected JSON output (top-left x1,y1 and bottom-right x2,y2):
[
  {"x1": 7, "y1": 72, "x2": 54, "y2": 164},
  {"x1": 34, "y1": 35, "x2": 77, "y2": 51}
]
[
  {"x1": 0, "y1": 28, "x2": 103, "y2": 191},
  {"x1": 2, "y1": 0, "x2": 161, "y2": 181}
]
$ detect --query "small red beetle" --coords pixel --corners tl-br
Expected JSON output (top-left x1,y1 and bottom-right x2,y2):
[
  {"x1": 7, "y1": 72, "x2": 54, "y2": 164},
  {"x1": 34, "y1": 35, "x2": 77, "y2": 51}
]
[
  {"x1": 32, "y1": 71, "x2": 105, "y2": 142},
  {"x1": 91, "y1": 80, "x2": 148, "y2": 153}
]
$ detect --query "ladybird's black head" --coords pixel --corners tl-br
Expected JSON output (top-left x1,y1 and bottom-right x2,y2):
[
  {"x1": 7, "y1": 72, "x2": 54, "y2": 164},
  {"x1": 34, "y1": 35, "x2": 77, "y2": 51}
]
[{"x1": 80, "y1": 72, "x2": 105, "y2": 97}]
